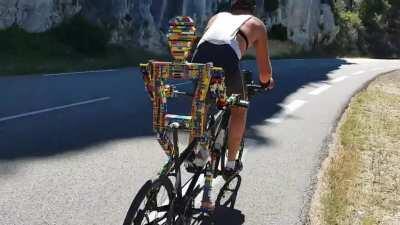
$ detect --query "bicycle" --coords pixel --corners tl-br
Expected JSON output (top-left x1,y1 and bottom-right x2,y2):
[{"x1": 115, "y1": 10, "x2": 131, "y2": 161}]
[
  {"x1": 123, "y1": 16, "x2": 270, "y2": 225},
  {"x1": 123, "y1": 68, "x2": 268, "y2": 225}
]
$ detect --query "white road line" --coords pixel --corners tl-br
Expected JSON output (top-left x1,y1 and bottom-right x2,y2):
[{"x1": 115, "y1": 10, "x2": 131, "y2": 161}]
[
  {"x1": 308, "y1": 84, "x2": 331, "y2": 95},
  {"x1": 351, "y1": 70, "x2": 365, "y2": 75},
  {"x1": 266, "y1": 117, "x2": 284, "y2": 124},
  {"x1": 0, "y1": 97, "x2": 111, "y2": 122},
  {"x1": 285, "y1": 100, "x2": 307, "y2": 113},
  {"x1": 330, "y1": 76, "x2": 348, "y2": 84},
  {"x1": 43, "y1": 69, "x2": 117, "y2": 77},
  {"x1": 266, "y1": 100, "x2": 307, "y2": 124},
  {"x1": 372, "y1": 68, "x2": 381, "y2": 71}
]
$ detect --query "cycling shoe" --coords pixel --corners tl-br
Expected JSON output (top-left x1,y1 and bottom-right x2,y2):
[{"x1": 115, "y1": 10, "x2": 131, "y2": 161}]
[{"x1": 223, "y1": 160, "x2": 243, "y2": 180}]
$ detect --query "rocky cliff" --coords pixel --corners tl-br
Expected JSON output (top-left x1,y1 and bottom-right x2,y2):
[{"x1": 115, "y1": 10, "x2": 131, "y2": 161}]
[{"x1": 0, "y1": 0, "x2": 337, "y2": 53}]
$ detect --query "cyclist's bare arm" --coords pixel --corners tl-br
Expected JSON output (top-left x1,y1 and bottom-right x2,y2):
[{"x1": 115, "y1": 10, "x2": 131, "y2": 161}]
[{"x1": 243, "y1": 17, "x2": 273, "y2": 84}]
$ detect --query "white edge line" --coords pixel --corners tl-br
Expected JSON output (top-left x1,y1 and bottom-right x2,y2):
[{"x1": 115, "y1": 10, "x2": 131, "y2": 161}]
[
  {"x1": 351, "y1": 70, "x2": 365, "y2": 75},
  {"x1": 330, "y1": 76, "x2": 348, "y2": 84},
  {"x1": 285, "y1": 100, "x2": 307, "y2": 113},
  {"x1": 266, "y1": 100, "x2": 307, "y2": 124},
  {"x1": 266, "y1": 117, "x2": 284, "y2": 124},
  {"x1": 43, "y1": 69, "x2": 117, "y2": 77},
  {"x1": 0, "y1": 97, "x2": 111, "y2": 122},
  {"x1": 308, "y1": 84, "x2": 331, "y2": 96}
]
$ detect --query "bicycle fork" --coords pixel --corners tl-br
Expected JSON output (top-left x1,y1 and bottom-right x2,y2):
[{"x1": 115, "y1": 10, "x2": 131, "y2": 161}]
[{"x1": 171, "y1": 125, "x2": 184, "y2": 200}]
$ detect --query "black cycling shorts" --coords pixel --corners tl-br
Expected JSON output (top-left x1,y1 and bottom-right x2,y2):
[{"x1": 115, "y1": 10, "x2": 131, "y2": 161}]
[{"x1": 191, "y1": 41, "x2": 246, "y2": 98}]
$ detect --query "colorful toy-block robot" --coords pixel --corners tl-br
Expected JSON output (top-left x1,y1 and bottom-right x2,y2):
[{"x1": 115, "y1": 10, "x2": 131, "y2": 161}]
[
  {"x1": 140, "y1": 16, "x2": 229, "y2": 208},
  {"x1": 139, "y1": 16, "x2": 227, "y2": 157}
]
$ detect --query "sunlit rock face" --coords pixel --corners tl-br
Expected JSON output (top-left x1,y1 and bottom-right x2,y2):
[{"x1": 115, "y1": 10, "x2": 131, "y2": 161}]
[
  {"x1": 260, "y1": 0, "x2": 337, "y2": 49},
  {"x1": 0, "y1": 0, "x2": 337, "y2": 52}
]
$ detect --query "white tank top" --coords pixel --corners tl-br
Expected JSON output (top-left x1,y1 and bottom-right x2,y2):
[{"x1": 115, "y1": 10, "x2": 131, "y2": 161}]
[{"x1": 198, "y1": 12, "x2": 252, "y2": 59}]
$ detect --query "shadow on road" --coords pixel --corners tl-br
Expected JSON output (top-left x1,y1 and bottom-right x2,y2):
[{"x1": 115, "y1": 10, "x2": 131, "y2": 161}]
[
  {"x1": 242, "y1": 59, "x2": 353, "y2": 146},
  {"x1": 0, "y1": 58, "x2": 353, "y2": 159},
  {"x1": 201, "y1": 206, "x2": 245, "y2": 225}
]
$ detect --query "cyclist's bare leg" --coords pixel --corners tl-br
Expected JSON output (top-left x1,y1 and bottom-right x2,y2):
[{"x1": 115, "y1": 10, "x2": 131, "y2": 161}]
[{"x1": 228, "y1": 106, "x2": 247, "y2": 161}]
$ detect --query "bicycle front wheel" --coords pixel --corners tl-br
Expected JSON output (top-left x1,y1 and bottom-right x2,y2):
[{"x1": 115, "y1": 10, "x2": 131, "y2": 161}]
[{"x1": 123, "y1": 177, "x2": 174, "y2": 225}]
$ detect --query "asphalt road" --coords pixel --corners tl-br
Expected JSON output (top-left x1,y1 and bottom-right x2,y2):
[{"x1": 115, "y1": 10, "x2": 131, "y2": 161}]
[{"x1": 0, "y1": 58, "x2": 399, "y2": 225}]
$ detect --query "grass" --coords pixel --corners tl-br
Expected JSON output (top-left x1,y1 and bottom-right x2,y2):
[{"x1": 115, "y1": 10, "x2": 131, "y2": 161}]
[{"x1": 310, "y1": 70, "x2": 400, "y2": 225}]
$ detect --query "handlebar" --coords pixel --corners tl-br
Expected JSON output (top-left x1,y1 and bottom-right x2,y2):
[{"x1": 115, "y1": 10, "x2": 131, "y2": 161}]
[
  {"x1": 169, "y1": 81, "x2": 270, "y2": 109},
  {"x1": 173, "y1": 90, "x2": 194, "y2": 97},
  {"x1": 247, "y1": 83, "x2": 266, "y2": 92}
]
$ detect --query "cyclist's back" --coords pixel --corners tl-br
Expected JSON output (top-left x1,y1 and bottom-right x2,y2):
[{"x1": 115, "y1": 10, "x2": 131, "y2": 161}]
[
  {"x1": 191, "y1": 0, "x2": 274, "y2": 177},
  {"x1": 198, "y1": 12, "x2": 252, "y2": 60}
]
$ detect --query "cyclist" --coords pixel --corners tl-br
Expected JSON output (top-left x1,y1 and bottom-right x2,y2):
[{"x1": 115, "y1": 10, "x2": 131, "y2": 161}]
[{"x1": 190, "y1": 0, "x2": 275, "y2": 176}]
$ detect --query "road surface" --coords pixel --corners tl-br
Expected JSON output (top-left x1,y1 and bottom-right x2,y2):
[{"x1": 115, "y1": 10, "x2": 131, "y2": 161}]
[{"x1": 0, "y1": 58, "x2": 399, "y2": 225}]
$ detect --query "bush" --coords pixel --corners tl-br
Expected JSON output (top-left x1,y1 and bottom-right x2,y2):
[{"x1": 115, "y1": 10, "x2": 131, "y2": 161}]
[
  {"x1": 329, "y1": 0, "x2": 399, "y2": 57},
  {"x1": 268, "y1": 24, "x2": 288, "y2": 41},
  {"x1": 359, "y1": 0, "x2": 400, "y2": 57},
  {"x1": 327, "y1": 0, "x2": 364, "y2": 55},
  {"x1": 51, "y1": 16, "x2": 110, "y2": 55},
  {"x1": 0, "y1": 26, "x2": 72, "y2": 58},
  {"x1": 264, "y1": 0, "x2": 279, "y2": 12}
]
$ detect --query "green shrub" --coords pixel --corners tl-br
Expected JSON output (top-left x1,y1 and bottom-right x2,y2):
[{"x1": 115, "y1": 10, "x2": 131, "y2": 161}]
[
  {"x1": 0, "y1": 26, "x2": 72, "y2": 58},
  {"x1": 359, "y1": 0, "x2": 390, "y2": 29},
  {"x1": 51, "y1": 16, "x2": 110, "y2": 55},
  {"x1": 327, "y1": 0, "x2": 364, "y2": 55},
  {"x1": 264, "y1": 0, "x2": 279, "y2": 12},
  {"x1": 268, "y1": 24, "x2": 288, "y2": 41},
  {"x1": 359, "y1": 0, "x2": 400, "y2": 57}
]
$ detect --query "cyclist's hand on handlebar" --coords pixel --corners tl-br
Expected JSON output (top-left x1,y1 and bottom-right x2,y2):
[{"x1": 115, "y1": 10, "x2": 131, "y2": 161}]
[{"x1": 259, "y1": 77, "x2": 275, "y2": 90}]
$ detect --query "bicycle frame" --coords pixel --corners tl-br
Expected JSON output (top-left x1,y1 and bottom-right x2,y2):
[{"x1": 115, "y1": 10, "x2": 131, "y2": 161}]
[{"x1": 155, "y1": 104, "x2": 232, "y2": 214}]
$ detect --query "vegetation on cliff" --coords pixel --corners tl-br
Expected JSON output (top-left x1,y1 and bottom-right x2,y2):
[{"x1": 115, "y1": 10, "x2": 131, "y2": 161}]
[
  {"x1": 330, "y1": 0, "x2": 400, "y2": 58},
  {"x1": 0, "y1": 16, "x2": 162, "y2": 76},
  {"x1": 1, "y1": 1, "x2": 399, "y2": 76}
]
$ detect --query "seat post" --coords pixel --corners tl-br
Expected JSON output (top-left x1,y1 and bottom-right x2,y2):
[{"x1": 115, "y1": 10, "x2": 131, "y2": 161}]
[{"x1": 170, "y1": 122, "x2": 183, "y2": 198}]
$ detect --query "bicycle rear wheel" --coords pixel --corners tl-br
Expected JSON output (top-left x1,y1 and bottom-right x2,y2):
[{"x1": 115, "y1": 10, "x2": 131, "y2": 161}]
[
  {"x1": 172, "y1": 185, "x2": 204, "y2": 225},
  {"x1": 123, "y1": 177, "x2": 174, "y2": 225}
]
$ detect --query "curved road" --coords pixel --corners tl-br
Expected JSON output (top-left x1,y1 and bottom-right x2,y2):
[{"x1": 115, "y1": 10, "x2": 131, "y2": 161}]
[{"x1": 0, "y1": 58, "x2": 399, "y2": 225}]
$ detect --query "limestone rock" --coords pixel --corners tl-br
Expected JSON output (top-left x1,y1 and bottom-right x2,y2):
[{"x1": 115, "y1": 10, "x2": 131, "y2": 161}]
[
  {"x1": 0, "y1": 0, "x2": 81, "y2": 32},
  {"x1": 261, "y1": 0, "x2": 337, "y2": 49},
  {"x1": 0, "y1": 0, "x2": 338, "y2": 53}
]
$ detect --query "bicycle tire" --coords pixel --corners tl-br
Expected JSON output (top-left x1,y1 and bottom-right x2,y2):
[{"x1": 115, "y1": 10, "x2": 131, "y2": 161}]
[
  {"x1": 123, "y1": 177, "x2": 174, "y2": 225},
  {"x1": 215, "y1": 174, "x2": 242, "y2": 209},
  {"x1": 172, "y1": 185, "x2": 203, "y2": 225}
]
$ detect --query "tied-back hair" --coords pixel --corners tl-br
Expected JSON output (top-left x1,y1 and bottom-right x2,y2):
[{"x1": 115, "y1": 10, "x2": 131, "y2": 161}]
[{"x1": 230, "y1": 0, "x2": 256, "y2": 11}]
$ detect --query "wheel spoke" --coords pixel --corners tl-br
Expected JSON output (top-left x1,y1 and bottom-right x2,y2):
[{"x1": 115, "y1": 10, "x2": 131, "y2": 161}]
[
  {"x1": 124, "y1": 178, "x2": 174, "y2": 225},
  {"x1": 216, "y1": 175, "x2": 241, "y2": 208},
  {"x1": 155, "y1": 205, "x2": 170, "y2": 212},
  {"x1": 133, "y1": 209, "x2": 145, "y2": 224}
]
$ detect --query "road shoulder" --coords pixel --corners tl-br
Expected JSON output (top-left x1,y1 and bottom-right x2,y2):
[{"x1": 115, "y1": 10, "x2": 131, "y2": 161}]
[{"x1": 309, "y1": 70, "x2": 400, "y2": 225}]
